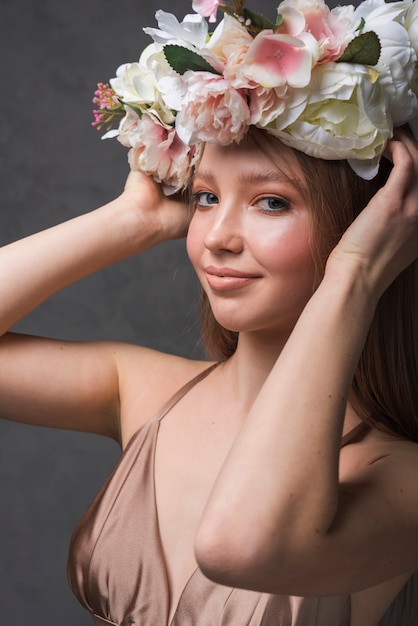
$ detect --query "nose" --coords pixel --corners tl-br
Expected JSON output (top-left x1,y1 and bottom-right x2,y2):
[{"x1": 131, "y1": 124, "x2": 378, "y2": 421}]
[{"x1": 204, "y1": 203, "x2": 244, "y2": 254}]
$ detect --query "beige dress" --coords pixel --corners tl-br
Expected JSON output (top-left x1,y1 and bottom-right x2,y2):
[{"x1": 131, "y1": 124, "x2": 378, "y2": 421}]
[{"x1": 68, "y1": 364, "x2": 356, "y2": 626}]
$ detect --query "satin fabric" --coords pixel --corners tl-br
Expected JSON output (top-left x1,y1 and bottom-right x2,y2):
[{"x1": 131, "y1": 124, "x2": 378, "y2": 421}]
[{"x1": 68, "y1": 365, "x2": 351, "y2": 626}]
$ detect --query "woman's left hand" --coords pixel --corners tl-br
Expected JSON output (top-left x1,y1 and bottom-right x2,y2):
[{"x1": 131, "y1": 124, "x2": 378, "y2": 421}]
[{"x1": 327, "y1": 130, "x2": 418, "y2": 300}]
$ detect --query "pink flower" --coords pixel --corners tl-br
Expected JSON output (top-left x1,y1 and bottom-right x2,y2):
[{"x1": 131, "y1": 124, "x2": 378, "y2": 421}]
[
  {"x1": 247, "y1": 85, "x2": 288, "y2": 126},
  {"x1": 123, "y1": 111, "x2": 196, "y2": 192},
  {"x1": 174, "y1": 72, "x2": 251, "y2": 145},
  {"x1": 278, "y1": 0, "x2": 357, "y2": 63},
  {"x1": 91, "y1": 83, "x2": 124, "y2": 131},
  {"x1": 192, "y1": 0, "x2": 222, "y2": 23},
  {"x1": 240, "y1": 30, "x2": 315, "y2": 89}
]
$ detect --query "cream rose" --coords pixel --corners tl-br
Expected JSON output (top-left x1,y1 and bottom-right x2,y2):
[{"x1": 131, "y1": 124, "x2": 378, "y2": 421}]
[{"x1": 265, "y1": 62, "x2": 391, "y2": 179}]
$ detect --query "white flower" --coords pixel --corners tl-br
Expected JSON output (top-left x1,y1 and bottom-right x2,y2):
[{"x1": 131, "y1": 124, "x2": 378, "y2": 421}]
[
  {"x1": 266, "y1": 62, "x2": 391, "y2": 179},
  {"x1": 356, "y1": 0, "x2": 418, "y2": 124},
  {"x1": 110, "y1": 62, "x2": 154, "y2": 105},
  {"x1": 140, "y1": 42, "x2": 173, "y2": 83},
  {"x1": 405, "y1": 2, "x2": 418, "y2": 95},
  {"x1": 143, "y1": 10, "x2": 208, "y2": 50},
  {"x1": 157, "y1": 74, "x2": 188, "y2": 112},
  {"x1": 96, "y1": 0, "x2": 418, "y2": 188},
  {"x1": 110, "y1": 44, "x2": 169, "y2": 103},
  {"x1": 109, "y1": 43, "x2": 175, "y2": 132},
  {"x1": 355, "y1": 0, "x2": 410, "y2": 23},
  {"x1": 406, "y1": 0, "x2": 418, "y2": 55}
]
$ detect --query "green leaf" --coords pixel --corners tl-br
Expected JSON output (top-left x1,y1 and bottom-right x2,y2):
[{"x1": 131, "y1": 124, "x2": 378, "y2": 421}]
[
  {"x1": 164, "y1": 45, "x2": 221, "y2": 75},
  {"x1": 242, "y1": 8, "x2": 276, "y2": 31},
  {"x1": 356, "y1": 17, "x2": 366, "y2": 32},
  {"x1": 337, "y1": 31, "x2": 381, "y2": 66}
]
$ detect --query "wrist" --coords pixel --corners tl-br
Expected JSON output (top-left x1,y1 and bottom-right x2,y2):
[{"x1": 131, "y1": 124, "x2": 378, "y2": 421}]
[
  {"x1": 106, "y1": 192, "x2": 166, "y2": 256},
  {"x1": 321, "y1": 258, "x2": 379, "y2": 325}
]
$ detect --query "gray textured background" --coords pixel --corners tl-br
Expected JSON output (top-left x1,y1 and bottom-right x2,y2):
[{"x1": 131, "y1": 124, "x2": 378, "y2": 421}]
[{"x1": 0, "y1": 1, "x2": 416, "y2": 625}]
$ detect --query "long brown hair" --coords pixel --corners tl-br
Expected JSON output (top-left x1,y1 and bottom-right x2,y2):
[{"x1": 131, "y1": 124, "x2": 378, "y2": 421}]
[{"x1": 198, "y1": 129, "x2": 418, "y2": 442}]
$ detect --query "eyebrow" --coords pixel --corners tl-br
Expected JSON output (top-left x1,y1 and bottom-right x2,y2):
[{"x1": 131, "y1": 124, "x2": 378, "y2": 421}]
[
  {"x1": 240, "y1": 169, "x2": 295, "y2": 186},
  {"x1": 194, "y1": 168, "x2": 298, "y2": 186}
]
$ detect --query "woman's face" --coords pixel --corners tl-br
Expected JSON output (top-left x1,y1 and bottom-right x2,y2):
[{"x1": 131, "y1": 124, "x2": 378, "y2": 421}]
[{"x1": 186, "y1": 136, "x2": 318, "y2": 338}]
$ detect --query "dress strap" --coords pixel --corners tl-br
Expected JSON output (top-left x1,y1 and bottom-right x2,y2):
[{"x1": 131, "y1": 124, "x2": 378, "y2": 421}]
[
  {"x1": 341, "y1": 421, "x2": 370, "y2": 448},
  {"x1": 93, "y1": 615, "x2": 118, "y2": 626},
  {"x1": 154, "y1": 361, "x2": 221, "y2": 423}
]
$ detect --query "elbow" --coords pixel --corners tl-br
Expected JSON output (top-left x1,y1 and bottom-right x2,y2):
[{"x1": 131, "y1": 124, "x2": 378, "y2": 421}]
[
  {"x1": 194, "y1": 484, "x2": 339, "y2": 592},
  {"x1": 194, "y1": 515, "x2": 280, "y2": 591},
  {"x1": 195, "y1": 523, "x2": 255, "y2": 588},
  {"x1": 195, "y1": 508, "x2": 333, "y2": 594}
]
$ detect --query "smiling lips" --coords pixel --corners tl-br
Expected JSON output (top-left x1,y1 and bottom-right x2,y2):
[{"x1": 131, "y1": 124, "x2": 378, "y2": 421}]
[{"x1": 204, "y1": 266, "x2": 262, "y2": 291}]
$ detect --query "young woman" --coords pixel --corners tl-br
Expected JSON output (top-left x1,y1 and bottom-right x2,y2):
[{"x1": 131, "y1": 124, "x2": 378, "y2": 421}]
[{"x1": 3, "y1": 0, "x2": 418, "y2": 624}]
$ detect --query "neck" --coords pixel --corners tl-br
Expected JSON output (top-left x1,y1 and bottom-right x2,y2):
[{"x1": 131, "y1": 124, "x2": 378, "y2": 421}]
[
  {"x1": 219, "y1": 329, "x2": 362, "y2": 437},
  {"x1": 220, "y1": 329, "x2": 289, "y2": 412}
]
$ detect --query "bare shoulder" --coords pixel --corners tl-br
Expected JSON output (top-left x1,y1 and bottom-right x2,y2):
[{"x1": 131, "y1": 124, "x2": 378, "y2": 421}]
[
  {"x1": 339, "y1": 429, "x2": 418, "y2": 570},
  {"x1": 341, "y1": 428, "x2": 418, "y2": 515},
  {"x1": 266, "y1": 429, "x2": 418, "y2": 599},
  {"x1": 0, "y1": 333, "x2": 212, "y2": 444},
  {"x1": 341, "y1": 427, "x2": 418, "y2": 478},
  {"x1": 113, "y1": 343, "x2": 214, "y2": 448}
]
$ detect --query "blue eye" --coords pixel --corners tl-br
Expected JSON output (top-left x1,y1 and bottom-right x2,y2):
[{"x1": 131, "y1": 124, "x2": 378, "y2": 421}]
[
  {"x1": 192, "y1": 191, "x2": 219, "y2": 209},
  {"x1": 256, "y1": 196, "x2": 290, "y2": 213}
]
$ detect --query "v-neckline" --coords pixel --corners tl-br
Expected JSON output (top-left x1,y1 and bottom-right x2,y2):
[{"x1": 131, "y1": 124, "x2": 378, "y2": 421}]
[
  {"x1": 146, "y1": 362, "x2": 366, "y2": 625},
  {"x1": 150, "y1": 363, "x2": 221, "y2": 625},
  {"x1": 151, "y1": 415, "x2": 202, "y2": 626}
]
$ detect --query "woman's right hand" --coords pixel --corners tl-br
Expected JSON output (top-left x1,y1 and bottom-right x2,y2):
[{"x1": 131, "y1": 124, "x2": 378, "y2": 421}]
[{"x1": 122, "y1": 170, "x2": 192, "y2": 244}]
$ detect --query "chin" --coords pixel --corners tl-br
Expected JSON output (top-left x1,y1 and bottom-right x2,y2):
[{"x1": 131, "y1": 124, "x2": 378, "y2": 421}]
[{"x1": 212, "y1": 311, "x2": 296, "y2": 339}]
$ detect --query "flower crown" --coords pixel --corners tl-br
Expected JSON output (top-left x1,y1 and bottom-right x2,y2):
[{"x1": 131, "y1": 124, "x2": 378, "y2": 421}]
[{"x1": 93, "y1": 0, "x2": 418, "y2": 192}]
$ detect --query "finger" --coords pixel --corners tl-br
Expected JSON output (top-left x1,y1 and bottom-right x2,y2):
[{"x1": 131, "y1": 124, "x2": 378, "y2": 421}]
[
  {"x1": 391, "y1": 129, "x2": 418, "y2": 166},
  {"x1": 382, "y1": 138, "x2": 416, "y2": 195}
]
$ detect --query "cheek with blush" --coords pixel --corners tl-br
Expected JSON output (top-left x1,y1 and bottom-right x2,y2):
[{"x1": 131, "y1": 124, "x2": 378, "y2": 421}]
[
  {"x1": 256, "y1": 219, "x2": 315, "y2": 275},
  {"x1": 257, "y1": 221, "x2": 318, "y2": 306}
]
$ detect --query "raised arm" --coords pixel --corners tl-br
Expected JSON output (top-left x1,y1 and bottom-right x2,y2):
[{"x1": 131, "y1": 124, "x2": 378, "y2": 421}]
[
  {"x1": 195, "y1": 132, "x2": 418, "y2": 595},
  {"x1": 0, "y1": 172, "x2": 191, "y2": 441}
]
